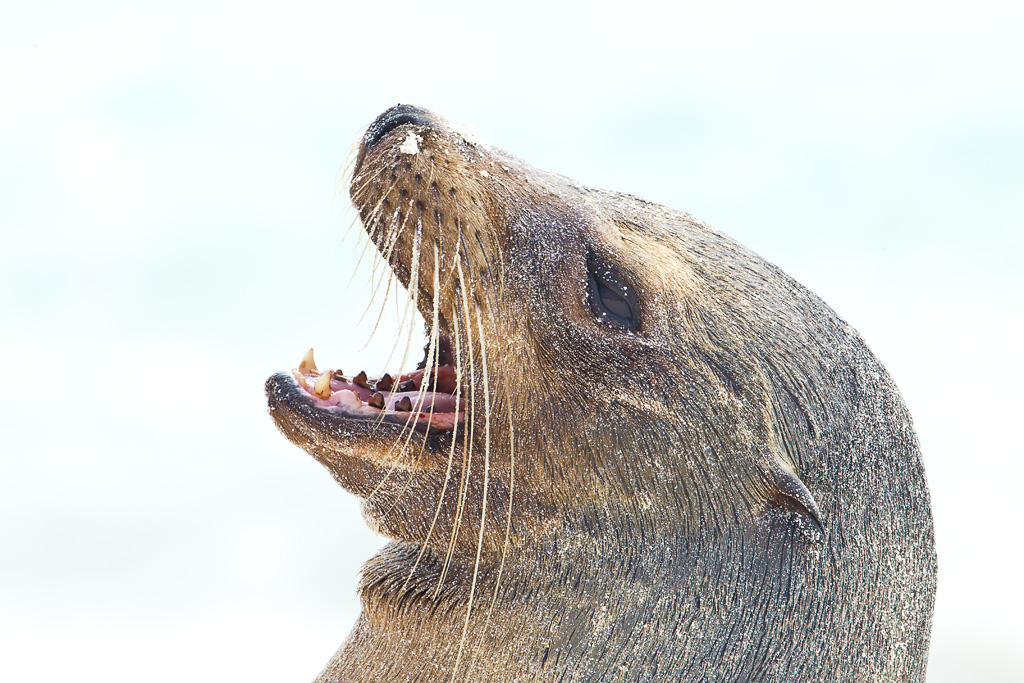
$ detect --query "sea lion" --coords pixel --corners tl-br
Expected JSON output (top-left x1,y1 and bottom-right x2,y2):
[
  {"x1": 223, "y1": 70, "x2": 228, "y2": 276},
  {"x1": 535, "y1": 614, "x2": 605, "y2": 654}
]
[{"x1": 266, "y1": 104, "x2": 937, "y2": 682}]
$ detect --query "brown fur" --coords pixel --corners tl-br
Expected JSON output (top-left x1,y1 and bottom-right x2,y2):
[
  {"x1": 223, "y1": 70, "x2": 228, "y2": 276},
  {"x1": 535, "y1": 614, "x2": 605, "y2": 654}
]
[{"x1": 266, "y1": 105, "x2": 936, "y2": 682}]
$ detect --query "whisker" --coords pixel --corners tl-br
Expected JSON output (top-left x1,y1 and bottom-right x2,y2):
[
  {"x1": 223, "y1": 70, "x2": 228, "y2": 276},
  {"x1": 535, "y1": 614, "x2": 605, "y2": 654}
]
[
  {"x1": 332, "y1": 140, "x2": 362, "y2": 221},
  {"x1": 355, "y1": 183, "x2": 407, "y2": 330},
  {"x1": 450, "y1": 305, "x2": 493, "y2": 680},
  {"x1": 470, "y1": 342, "x2": 515, "y2": 678},
  {"x1": 343, "y1": 169, "x2": 389, "y2": 284},
  {"x1": 402, "y1": 178, "x2": 467, "y2": 591},
  {"x1": 377, "y1": 194, "x2": 421, "y2": 370},
  {"x1": 361, "y1": 195, "x2": 424, "y2": 505},
  {"x1": 390, "y1": 207, "x2": 425, "y2": 390},
  {"x1": 402, "y1": 295, "x2": 464, "y2": 594},
  {"x1": 437, "y1": 253, "x2": 476, "y2": 593},
  {"x1": 381, "y1": 241, "x2": 443, "y2": 512},
  {"x1": 359, "y1": 271, "x2": 394, "y2": 344}
]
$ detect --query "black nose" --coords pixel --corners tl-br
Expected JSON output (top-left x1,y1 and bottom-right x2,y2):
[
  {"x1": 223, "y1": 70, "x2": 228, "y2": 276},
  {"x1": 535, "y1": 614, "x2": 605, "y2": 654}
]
[{"x1": 364, "y1": 104, "x2": 433, "y2": 151}]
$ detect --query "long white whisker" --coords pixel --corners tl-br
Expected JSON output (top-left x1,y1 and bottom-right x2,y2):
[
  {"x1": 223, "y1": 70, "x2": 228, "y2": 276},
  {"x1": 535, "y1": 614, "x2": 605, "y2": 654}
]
[
  {"x1": 451, "y1": 305, "x2": 492, "y2": 681},
  {"x1": 403, "y1": 294, "x2": 464, "y2": 594},
  {"x1": 437, "y1": 254, "x2": 475, "y2": 593}
]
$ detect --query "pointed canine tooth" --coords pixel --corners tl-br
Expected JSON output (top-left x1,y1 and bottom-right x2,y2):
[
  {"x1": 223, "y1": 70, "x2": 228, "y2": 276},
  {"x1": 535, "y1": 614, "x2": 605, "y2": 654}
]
[
  {"x1": 313, "y1": 371, "x2": 332, "y2": 399},
  {"x1": 353, "y1": 371, "x2": 369, "y2": 388},
  {"x1": 395, "y1": 396, "x2": 413, "y2": 412},
  {"x1": 299, "y1": 348, "x2": 317, "y2": 374},
  {"x1": 368, "y1": 392, "x2": 385, "y2": 409}
]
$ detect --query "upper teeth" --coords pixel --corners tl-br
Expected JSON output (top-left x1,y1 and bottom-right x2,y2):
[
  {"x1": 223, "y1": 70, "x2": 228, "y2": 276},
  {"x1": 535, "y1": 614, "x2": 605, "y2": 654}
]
[
  {"x1": 299, "y1": 348, "x2": 317, "y2": 374},
  {"x1": 313, "y1": 371, "x2": 333, "y2": 399}
]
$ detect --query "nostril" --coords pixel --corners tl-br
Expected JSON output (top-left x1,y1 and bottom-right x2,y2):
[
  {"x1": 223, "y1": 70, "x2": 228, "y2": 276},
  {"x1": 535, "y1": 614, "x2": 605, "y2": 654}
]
[{"x1": 364, "y1": 104, "x2": 432, "y2": 151}]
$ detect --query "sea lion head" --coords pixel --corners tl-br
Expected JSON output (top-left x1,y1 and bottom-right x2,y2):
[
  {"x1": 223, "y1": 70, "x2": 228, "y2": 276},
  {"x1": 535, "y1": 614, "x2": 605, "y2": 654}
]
[
  {"x1": 268, "y1": 104, "x2": 826, "y2": 563},
  {"x1": 265, "y1": 105, "x2": 934, "y2": 681}
]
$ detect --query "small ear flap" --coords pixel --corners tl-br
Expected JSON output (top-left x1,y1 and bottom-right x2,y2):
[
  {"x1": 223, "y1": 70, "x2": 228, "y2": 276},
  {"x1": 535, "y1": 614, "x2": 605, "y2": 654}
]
[{"x1": 770, "y1": 462, "x2": 825, "y2": 544}]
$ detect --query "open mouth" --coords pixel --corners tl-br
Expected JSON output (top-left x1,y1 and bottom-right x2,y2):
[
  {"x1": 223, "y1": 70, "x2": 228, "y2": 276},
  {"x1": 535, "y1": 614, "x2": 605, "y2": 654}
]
[{"x1": 290, "y1": 332, "x2": 465, "y2": 433}]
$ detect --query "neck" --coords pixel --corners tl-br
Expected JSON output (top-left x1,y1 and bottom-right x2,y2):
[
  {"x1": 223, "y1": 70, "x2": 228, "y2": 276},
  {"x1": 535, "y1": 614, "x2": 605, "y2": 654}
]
[{"x1": 314, "y1": 527, "x2": 836, "y2": 683}]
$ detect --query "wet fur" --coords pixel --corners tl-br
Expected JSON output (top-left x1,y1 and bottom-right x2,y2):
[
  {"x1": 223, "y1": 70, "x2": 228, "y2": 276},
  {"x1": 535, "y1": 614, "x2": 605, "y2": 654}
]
[{"x1": 266, "y1": 107, "x2": 936, "y2": 682}]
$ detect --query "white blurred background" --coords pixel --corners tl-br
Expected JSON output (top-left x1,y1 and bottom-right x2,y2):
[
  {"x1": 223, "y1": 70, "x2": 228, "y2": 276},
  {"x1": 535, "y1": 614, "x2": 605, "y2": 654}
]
[{"x1": 1, "y1": 1, "x2": 1021, "y2": 681}]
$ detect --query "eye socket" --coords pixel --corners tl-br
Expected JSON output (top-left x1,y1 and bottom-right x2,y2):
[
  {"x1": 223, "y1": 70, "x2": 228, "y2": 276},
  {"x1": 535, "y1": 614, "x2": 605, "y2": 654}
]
[{"x1": 587, "y1": 256, "x2": 640, "y2": 330}]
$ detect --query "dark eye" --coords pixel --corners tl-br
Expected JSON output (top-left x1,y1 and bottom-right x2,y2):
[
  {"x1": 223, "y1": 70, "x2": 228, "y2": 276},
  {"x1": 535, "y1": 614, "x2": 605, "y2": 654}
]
[{"x1": 587, "y1": 255, "x2": 640, "y2": 330}]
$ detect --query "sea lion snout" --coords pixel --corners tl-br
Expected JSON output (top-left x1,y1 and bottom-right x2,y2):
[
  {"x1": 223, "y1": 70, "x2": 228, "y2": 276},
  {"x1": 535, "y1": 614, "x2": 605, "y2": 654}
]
[
  {"x1": 365, "y1": 103, "x2": 433, "y2": 146},
  {"x1": 357, "y1": 103, "x2": 438, "y2": 170}
]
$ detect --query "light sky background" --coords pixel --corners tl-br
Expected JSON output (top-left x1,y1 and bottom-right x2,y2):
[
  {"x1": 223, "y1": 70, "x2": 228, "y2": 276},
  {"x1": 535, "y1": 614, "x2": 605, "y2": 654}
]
[{"x1": 1, "y1": 1, "x2": 1021, "y2": 681}]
